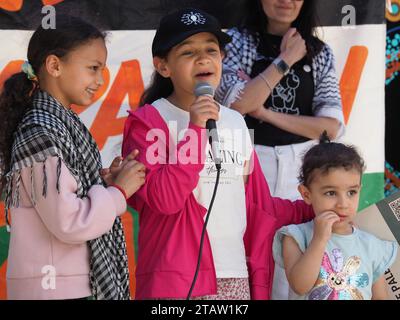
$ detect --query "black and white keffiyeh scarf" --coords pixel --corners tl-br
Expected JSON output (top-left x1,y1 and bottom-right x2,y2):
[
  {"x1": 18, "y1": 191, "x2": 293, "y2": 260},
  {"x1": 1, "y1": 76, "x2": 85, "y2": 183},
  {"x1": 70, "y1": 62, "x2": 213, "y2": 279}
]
[{"x1": 4, "y1": 90, "x2": 130, "y2": 300}]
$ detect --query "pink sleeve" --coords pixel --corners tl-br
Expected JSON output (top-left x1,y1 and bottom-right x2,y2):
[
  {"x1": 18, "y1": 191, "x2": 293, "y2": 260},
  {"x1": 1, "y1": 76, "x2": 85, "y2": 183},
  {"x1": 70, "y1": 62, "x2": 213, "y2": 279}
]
[
  {"x1": 270, "y1": 197, "x2": 314, "y2": 229},
  {"x1": 247, "y1": 151, "x2": 314, "y2": 227},
  {"x1": 122, "y1": 111, "x2": 207, "y2": 215},
  {"x1": 19, "y1": 156, "x2": 127, "y2": 244}
]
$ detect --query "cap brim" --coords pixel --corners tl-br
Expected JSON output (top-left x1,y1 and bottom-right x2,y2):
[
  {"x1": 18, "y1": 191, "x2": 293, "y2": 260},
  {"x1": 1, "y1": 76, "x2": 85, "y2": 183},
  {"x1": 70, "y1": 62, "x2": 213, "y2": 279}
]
[{"x1": 153, "y1": 29, "x2": 231, "y2": 56}]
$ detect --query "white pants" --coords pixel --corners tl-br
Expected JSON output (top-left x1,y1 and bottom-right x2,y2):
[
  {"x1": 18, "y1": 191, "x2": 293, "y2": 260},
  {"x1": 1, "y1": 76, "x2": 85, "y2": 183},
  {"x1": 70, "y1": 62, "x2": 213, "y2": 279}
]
[{"x1": 254, "y1": 140, "x2": 316, "y2": 300}]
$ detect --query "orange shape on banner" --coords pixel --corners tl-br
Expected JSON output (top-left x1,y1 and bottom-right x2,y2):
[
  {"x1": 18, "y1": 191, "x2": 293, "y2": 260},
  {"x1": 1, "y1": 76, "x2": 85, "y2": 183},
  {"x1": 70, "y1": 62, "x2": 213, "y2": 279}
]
[
  {"x1": 339, "y1": 46, "x2": 368, "y2": 124},
  {"x1": 0, "y1": 0, "x2": 23, "y2": 11},
  {"x1": 0, "y1": 60, "x2": 24, "y2": 88},
  {"x1": 121, "y1": 211, "x2": 136, "y2": 298},
  {"x1": 42, "y1": 0, "x2": 64, "y2": 5},
  {"x1": 90, "y1": 59, "x2": 144, "y2": 150},
  {"x1": 71, "y1": 67, "x2": 111, "y2": 114}
]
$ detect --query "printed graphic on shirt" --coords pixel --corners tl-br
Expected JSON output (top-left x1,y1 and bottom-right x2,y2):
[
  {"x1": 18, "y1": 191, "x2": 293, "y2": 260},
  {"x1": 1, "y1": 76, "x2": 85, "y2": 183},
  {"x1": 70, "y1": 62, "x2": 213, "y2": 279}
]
[
  {"x1": 309, "y1": 248, "x2": 369, "y2": 300},
  {"x1": 253, "y1": 53, "x2": 302, "y2": 116},
  {"x1": 270, "y1": 70, "x2": 300, "y2": 115},
  {"x1": 203, "y1": 133, "x2": 247, "y2": 180}
]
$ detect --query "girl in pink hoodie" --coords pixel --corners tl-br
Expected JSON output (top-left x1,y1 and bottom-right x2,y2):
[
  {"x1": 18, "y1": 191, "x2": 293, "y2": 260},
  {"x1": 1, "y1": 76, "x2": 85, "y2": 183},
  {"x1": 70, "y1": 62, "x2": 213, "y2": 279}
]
[
  {"x1": 0, "y1": 15, "x2": 145, "y2": 300},
  {"x1": 122, "y1": 8, "x2": 314, "y2": 300}
]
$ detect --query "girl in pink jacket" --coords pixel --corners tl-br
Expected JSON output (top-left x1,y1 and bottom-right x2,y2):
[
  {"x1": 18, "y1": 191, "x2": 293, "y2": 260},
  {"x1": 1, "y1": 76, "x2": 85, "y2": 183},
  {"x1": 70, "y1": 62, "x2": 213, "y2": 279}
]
[
  {"x1": 0, "y1": 15, "x2": 145, "y2": 300},
  {"x1": 122, "y1": 8, "x2": 314, "y2": 300}
]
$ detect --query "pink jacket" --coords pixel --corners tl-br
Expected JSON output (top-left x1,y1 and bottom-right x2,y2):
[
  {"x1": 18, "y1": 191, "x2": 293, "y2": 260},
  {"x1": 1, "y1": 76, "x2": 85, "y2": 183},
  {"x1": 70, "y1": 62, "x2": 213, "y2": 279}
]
[
  {"x1": 6, "y1": 157, "x2": 127, "y2": 300},
  {"x1": 122, "y1": 105, "x2": 314, "y2": 300}
]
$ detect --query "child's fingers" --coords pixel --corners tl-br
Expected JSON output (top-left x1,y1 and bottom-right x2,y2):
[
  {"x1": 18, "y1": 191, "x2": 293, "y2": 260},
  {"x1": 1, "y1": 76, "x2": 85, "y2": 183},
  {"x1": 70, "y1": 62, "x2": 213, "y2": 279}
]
[
  {"x1": 136, "y1": 171, "x2": 146, "y2": 179},
  {"x1": 328, "y1": 215, "x2": 341, "y2": 223},
  {"x1": 99, "y1": 168, "x2": 110, "y2": 176},
  {"x1": 126, "y1": 149, "x2": 140, "y2": 160},
  {"x1": 121, "y1": 149, "x2": 140, "y2": 167},
  {"x1": 193, "y1": 101, "x2": 220, "y2": 115},
  {"x1": 194, "y1": 95, "x2": 217, "y2": 104},
  {"x1": 109, "y1": 157, "x2": 123, "y2": 175},
  {"x1": 316, "y1": 211, "x2": 340, "y2": 226},
  {"x1": 123, "y1": 160, "x2": 146, "y2": 171},
  {"x1": 190, "y1": 96, "x2": 220, "y2": 127},
  {"x1": 323, "y1": 213, "x2": 341, "y2": 226},
  {"x1": 132, "y1": 162, "x2": 146, "y2": 172},
  {"x1": 196, "y1": 96, "x2": 219, "y2": 107},
  {"x1": 199, "y1": 107, "x2": 220, "y2": 120},
  {"x1": 102, "y1": 173, "x2": 112, "y2": 180},
  {"x1": 319, "y1": 210, "x2": 338, "y2": 218},
  {"x1": 109, "y1": 156, "x2": 122, "y2": 169},
  {"x1": 101, "y1": 173, "x2": 113, "y2": 186}
]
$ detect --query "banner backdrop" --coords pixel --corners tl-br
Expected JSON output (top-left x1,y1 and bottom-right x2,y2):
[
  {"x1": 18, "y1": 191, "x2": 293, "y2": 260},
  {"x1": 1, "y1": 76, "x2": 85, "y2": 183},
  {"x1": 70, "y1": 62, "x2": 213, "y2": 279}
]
[
  {"x1": 0, "y1": 0, "x2": 386, "y2": 299},
  {"x1": 385, "y1": 0, "x2": 400, "y2": 197}
]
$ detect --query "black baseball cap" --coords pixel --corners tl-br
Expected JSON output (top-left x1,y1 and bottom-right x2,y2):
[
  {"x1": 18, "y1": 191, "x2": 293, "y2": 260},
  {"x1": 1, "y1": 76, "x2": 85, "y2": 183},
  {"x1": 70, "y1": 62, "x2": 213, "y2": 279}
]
[{"x1": 152, "y1": 8, "x2": 231, "y2": 57}]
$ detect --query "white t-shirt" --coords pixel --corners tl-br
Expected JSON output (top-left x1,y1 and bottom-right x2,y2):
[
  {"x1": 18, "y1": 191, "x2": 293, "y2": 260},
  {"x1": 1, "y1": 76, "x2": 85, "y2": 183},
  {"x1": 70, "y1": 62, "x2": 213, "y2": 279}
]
[{"x1": 153, "y1": 98, "x2": 253, "y2": 278}]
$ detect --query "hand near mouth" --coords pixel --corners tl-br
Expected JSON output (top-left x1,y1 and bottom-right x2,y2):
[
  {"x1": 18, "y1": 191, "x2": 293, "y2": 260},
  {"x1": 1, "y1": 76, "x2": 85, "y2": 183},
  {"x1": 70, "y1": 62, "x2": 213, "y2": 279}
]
[{"x1": 313, "y1": 210, "x2": 341, "y2": 242}]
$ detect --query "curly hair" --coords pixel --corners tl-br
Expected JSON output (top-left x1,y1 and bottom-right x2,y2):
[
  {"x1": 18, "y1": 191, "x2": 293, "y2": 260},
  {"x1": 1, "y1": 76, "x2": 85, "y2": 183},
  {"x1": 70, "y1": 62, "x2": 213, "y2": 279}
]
[
  {"x1": 0, "y1": 15, "x2": 105, "y2": 193},
  {"x1": 298, "y1": 131, "x2": 365, "y2": 187}
]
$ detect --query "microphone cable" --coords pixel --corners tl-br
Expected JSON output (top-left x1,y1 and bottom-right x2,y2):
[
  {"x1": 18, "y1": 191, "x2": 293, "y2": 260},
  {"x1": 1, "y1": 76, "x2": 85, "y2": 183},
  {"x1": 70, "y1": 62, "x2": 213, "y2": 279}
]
[{"x1": 186, "y1": 164, "x2": 221, "y2": 300}]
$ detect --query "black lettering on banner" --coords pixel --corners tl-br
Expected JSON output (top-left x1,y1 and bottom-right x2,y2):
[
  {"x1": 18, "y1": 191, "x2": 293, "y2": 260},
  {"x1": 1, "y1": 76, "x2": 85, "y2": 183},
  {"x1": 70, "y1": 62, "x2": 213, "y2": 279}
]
[{"x1": 384, "y1": 269, "x2": 400, "y2": 298}]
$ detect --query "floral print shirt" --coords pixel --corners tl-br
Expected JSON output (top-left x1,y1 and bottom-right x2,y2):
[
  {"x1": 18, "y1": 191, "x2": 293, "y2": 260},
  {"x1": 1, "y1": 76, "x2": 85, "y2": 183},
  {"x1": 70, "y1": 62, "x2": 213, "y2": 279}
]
[{"x1": 273, "y1": 221, "x2": 398, "y2": 300}]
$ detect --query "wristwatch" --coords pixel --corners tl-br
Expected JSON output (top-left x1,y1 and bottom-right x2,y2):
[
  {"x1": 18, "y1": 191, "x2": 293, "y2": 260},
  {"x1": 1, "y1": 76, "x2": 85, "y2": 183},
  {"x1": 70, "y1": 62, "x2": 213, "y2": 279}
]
[{"x1": 272, "y1": 57, "x2": 290, "y2": 76}]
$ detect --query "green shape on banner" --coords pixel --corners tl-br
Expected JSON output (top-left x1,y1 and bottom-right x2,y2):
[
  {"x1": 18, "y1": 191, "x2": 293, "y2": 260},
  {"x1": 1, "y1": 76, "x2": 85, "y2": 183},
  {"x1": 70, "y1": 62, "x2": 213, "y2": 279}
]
[
  {"x1": 128, "y1": 207, "x2": 139, "y2": 261},
  {"x1": 358, "y1": 172, "x2": 384, "y2": 211},
  {"x1": 0, "y1": 226, "x2": 10, "y2": 266}
]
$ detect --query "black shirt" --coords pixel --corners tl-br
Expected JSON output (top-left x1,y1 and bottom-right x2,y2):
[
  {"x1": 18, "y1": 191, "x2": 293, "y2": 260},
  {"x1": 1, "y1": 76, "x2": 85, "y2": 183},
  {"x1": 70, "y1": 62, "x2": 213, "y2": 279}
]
[{"x1": 245, "y1": 33, "x2": 315, "y2": 146}]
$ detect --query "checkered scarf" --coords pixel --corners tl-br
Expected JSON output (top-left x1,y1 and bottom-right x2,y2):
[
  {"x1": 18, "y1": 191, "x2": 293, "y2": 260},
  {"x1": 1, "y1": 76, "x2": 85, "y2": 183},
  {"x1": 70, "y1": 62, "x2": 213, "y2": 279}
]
[{"x1": 4, "y1": 90, "x2": 130, "y2": 300}]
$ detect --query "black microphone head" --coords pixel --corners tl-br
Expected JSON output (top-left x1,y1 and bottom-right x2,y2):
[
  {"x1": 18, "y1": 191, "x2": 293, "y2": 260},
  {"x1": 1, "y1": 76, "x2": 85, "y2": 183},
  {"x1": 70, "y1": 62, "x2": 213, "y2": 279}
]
[{"x1": 194, "y1": 82, "x2": 214, "y2": 97}]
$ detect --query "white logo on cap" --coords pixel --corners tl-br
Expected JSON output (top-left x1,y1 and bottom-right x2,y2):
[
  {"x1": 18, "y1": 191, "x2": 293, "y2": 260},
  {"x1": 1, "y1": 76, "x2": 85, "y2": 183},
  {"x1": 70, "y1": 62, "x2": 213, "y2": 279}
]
[{"x1": 181, "y1": 12, "x2": 206, "y2": 25}]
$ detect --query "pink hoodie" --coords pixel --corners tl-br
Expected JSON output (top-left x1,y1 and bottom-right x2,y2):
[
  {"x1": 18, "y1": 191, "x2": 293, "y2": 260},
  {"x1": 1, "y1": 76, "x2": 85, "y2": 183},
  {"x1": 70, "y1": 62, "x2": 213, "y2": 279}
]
[
  {"x1": 122, "y1": 105, "x2": 314, "y2": 300},
  {"x1": 6, "y1": 157, "x2": 127, "y2": 300}
]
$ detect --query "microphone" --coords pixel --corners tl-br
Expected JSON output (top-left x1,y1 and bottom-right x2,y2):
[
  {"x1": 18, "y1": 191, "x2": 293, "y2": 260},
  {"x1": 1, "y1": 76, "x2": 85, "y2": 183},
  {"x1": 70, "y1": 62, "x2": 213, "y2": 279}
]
[{"x1": 194, "y1": 82, "x2": 222, "y2": 169}]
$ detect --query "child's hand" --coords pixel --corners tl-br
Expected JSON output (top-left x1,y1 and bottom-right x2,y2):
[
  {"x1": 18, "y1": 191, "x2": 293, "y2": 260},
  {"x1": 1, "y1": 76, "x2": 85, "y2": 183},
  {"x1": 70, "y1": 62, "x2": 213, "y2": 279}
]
[
  {"x1": 100, "y1": 149, "x2": 140, "y2": 186},
  {"x1": 190, "y1": 95, "x2": 220, "y2": 128},
  {"x1": 313, "y1": 211, "x2": 340, "y2": 242},
  {"x1": 100, "y1": 156, "x2": 123, "y2": 186},
  {"x1": 114, "y1": 156, "x2": 146, "y2": 199}
]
